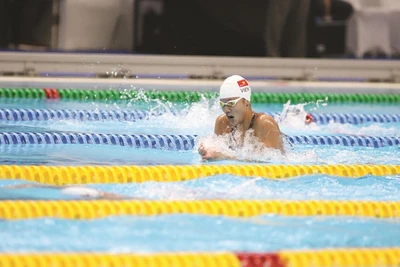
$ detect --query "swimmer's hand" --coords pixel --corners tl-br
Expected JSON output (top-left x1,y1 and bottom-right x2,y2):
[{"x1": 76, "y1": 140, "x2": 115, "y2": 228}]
[
  {"x1": 198, "y1": 144, "x2": 235, "y2": 162},
  {"x1": 200, "y1": 149, "x2": 227, "y2": 161}
]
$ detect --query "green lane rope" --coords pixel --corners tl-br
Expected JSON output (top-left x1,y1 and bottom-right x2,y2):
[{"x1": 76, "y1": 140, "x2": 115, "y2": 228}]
[
  {"x1": 0, "y1": 88, "x2": 46, "y2": 99},
  {"x1": 0, "y1": 88, "x2": 399, "y2": 103}
]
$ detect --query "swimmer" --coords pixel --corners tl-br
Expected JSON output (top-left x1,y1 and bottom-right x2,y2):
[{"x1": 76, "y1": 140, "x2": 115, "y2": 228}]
[
  {"x1": 198, "y1": 75, "x2": 285, "y2": 161},
  {"x1": 3, "y1": 184, "x2": 228, "y2": 200},
  {"x1": 4, "y1": 184, "x2": 130, "y2": 200}
]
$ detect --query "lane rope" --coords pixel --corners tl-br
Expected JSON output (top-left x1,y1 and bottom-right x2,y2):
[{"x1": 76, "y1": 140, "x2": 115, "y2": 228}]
[
  {"x1": 0, "y1": 88, "x2": 399, "y2": 103},
  {"x1": 0, "y1": 248, "x2": 400, "y2": 267},
  {"x1": 1, "y1": 199, "x2": 400, "y2": 219},
  {"x1": 1, "y1": 108, "x2": 399, "y2": 124},
  {"x1": 0, "y1": 132, "x2": 398, "y2": 148},
  {"x1": 0, "y1": 164, "x2": 399, "y2": 184},
  {"x1": 1, "y1": 248, "x2": 399, "y2": 267},
  {"x1": 0, "y1": 253, "x2": 240, "y2": 267}
]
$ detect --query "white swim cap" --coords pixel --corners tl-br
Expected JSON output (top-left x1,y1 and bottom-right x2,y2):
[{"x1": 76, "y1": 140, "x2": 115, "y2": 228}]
[{"x1": 219, "y1": 75, "x2": 251, "y2": 101}]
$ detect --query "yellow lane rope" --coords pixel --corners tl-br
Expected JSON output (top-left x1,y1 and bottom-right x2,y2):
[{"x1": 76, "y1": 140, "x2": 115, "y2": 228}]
[
  {"x1": 1, "y1": 200, "x2": 399, "y2": 219},
  {"x1": 278, "y1": 247, "x2": 400, "y2": 267},
  {"x1": 0, "y1": 164, "x2": 398, "y2": 184},
  {"x1": 0, "y1": 253, "x2": 240, "y2": 267},
  {"x1": 1, "y1": 248, "x2": 399, "y2": 267}
]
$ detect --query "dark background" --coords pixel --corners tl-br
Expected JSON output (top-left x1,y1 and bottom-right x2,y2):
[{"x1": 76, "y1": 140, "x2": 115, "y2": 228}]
[{"x1": 0, "y1": 0, "x2": 350, "y2": 58}]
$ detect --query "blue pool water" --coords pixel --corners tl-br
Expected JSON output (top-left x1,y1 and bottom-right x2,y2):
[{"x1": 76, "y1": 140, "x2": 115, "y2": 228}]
[
  {"x1": 0, "y1": 89, "x2": 399, "y2": 253},
  {"x1": 0, "y1": 144, "x2": 398, "y2": 165},
  {"x1": 1, "y1": 174, "x2": 400, "y2": 201},
  {"x1": 1, "y1": 215, "x2": 400, "y2": 253}
]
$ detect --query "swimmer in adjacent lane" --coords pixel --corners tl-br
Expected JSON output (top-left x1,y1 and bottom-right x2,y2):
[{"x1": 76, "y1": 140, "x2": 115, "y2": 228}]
[
  {"x1": 4, "y1": 183, "x2": 129, "y2": 199},
  {"x1": 198, "y1": 75, "x2": 285, "y2": 161}
]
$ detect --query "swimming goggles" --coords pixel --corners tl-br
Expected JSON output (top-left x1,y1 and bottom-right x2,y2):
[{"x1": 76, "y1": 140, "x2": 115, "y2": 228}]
[{"x1": 219, "y1": 97, "x2": 243, "y2": 108}]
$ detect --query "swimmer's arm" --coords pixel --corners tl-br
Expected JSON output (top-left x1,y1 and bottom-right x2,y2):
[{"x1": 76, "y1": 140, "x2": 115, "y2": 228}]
[
  {"x1": 199, "y1": 146, "x2": 265, "y2": 162},
  {"x1": 4, "y1": 184, "x2": 57, "y2": 189},
  {"x1": 255, "y1": 115, "x2": 285, "y2": 153},
  {"x1": 198, "y1": 115, "x2": 238, "y2": 161},
  {"x1": 4, "y1": 184, "x2": 132, "y2": 200},
  {"x1": 199, "y1": 146, "x2": 238, "y2": 161},
  {"x1": 200, "y1": 115, "x2": 261, "y2": 162},
  {"x1": 214, "y1": 114, "x2": 228, "y2": 135},
  {"x1": 198, "y1": 115, "x2": 225, "y2": 155}
]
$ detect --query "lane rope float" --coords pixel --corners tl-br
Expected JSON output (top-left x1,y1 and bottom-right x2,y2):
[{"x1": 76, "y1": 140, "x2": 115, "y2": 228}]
[
  {"x1": 1, "y1": 248, "x2": 399, "y2": 267},
  {"x1": 1, "y1": 108, "x2": 399, "y2": 124},
  {"x1": 0, "y1": 88, "x2": 399, "y2": 103},
  {"x1": 0, "y1": 199, "x2": 400, "y2": 219},
  {"x1": 0, "y1": 164, "x2": 399, "y2": 184},
  {"x1": 0, "y1": 132, "x2": 398, "y2": 148}
]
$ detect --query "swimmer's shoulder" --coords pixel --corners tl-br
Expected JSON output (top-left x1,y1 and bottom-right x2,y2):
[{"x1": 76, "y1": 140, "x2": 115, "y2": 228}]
[
  {"x1": 216, "y1": 114, "x2": 231, "y2": 123},
  {"x1": 253, "y1": 112, "x2": 280, "y2": 130},
  {"x1": 253, "y1": 112, "x2": 285, "y2": 152}
]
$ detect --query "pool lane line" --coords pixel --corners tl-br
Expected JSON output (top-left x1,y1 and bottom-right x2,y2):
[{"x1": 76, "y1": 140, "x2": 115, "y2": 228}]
[
  {"x1": 1, "y1": 108, "x2": 399, "y2": 124},
  {"x1": 0, "y1": 248, "x2": 399, "y2": 267},
  {"x1": 0, "y1": 132, "x2": 398, "y2": 148},
  {"x1": 0, "y1": 88, "x2": 399, "y2": 103},
  {"x1": 0, "y1": 199, "x2": 400, "y2": 219},
  {"x1": 0, "y1": 164, "x2": 399, "y2": 184}
]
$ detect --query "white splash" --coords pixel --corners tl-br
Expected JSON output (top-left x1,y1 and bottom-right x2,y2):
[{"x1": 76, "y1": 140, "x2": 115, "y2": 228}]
[
  {"x1": 195, "y1": 130, "x2": 320, "y2": 163},
  {"x1": 275, "y1": 100, "x2": 310, "y2": 127},
  {"x1": 61, "y1": 186, "x2": 101, "y2": 198},
  {"x1": 276, "y1": 101, "x2": 399, "y2": 137},
  {"x1": 325, "y1": 122, "x2": 399, "y2": 137},
  {"x1": 147, "y1": 97, "x2": 221, "y2": 135}
]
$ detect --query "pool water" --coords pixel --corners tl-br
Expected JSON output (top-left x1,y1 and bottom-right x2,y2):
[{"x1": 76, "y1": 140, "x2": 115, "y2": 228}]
[
  {"x1": 2, "y1": 174, "x2": 400, "y2": 201},
  {"x1": 1, "y1": 215, "x2": 400, "y2": 253},
  {"x1": 0, "y1": 89, "x2": 399, "y2": 253}
]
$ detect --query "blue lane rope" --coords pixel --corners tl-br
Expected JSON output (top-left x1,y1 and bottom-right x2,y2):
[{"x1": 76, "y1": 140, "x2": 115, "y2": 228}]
[
  {"x1": 310, "y1": 113, "x2": 400, "y2": 124},
  {"x1": 0, "y1": 132, "x2": 398, "y2": 149},
  {"x1": 0, "y1": 132, "x2": 196, "y2": 150},
  {"x1": 0, "y1": 108, "x2": 399, "y2": 125},
  {"x1": 0, "y1": 108, "x2": 158, "y2": 121}
]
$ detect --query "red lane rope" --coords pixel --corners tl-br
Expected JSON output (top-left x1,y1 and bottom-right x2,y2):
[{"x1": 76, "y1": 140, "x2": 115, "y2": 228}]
[{"x1": 43, "y1": 88, "x2": 60, "y2": 99}]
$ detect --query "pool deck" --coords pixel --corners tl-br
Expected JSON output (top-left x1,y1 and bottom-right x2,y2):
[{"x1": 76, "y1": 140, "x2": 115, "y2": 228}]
[
  {"x1": 0, "y1": 76, "x2": 399, "y2": 94},
  {"x1": 0, "y1": 51, "x2": 399, "y2": 93}
]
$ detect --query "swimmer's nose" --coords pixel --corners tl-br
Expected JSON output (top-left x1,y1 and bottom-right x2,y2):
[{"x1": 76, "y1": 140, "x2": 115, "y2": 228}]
[{"x1": 222, "y1": 106, "x2": 232, "y2": 113}]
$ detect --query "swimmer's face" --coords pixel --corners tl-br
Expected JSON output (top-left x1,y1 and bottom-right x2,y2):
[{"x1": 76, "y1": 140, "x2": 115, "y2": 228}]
[{"x1": 220, "y1": 97, "x2": 248, "y2": 125}]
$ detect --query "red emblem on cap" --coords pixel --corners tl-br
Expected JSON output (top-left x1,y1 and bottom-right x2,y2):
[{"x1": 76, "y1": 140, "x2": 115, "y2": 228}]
[{"x1": 237, "y1": 79, "x2": 248, "y2": 87}]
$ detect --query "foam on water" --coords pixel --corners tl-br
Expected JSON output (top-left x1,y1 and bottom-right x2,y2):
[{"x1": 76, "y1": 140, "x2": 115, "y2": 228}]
[
  {"x1": 196, "y1": 134, "x2": 311, "y2": 163},
  {"x1": 275, "y1": 101, "x2": 400, "y2": 136},
  {"x1": 1, "y1": 174, "x2": 399, "y2": 201},
  {"x1": 1, "y1": 98, "x2": 399, "y2": 136},
  {"x1": 324, "y1": 122, "x2": 399, "y2": 136},
  {"x1": 146, "y1": 97, "x2": 219, "y2": 135},
  {"x1": 0, "y1": 96, "x2": 398, "y2": 138},
  {"x1": 91, "y1": 174, "x2": 400, "y2": 201},
  {"x1": 0, "y1": 142, "x2": 398, "y2": 166}
]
